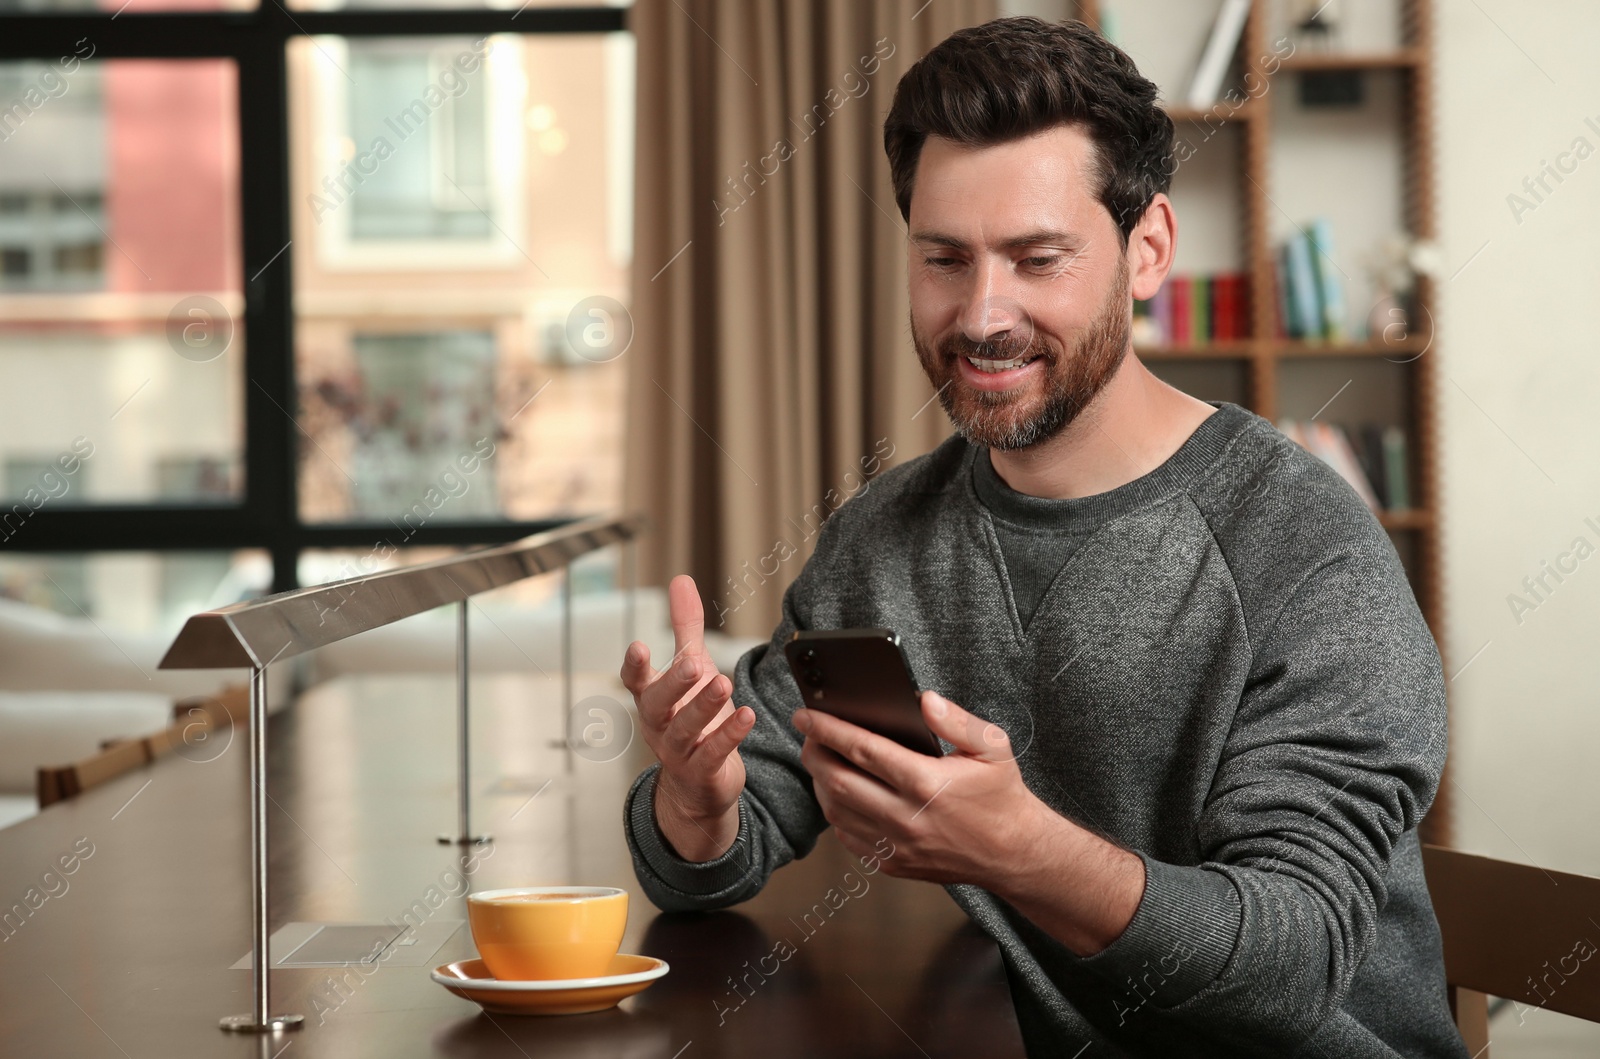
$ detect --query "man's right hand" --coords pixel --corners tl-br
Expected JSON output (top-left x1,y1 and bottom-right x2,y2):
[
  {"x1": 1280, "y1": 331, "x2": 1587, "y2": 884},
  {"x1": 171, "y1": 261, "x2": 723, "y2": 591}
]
[{"x1": 620, "y1": 574, "x2": 755, "y2": 862}]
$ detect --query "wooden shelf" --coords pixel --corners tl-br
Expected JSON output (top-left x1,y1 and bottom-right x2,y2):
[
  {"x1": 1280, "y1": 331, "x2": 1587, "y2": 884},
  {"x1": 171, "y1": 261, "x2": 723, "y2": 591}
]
[
  {"x1": 1272, "y1": 337, "x2": 1430, "y2": 358},
  {"x1": 1162, "y1": 101, "x2": 1258, "y2": 124},
  {"x1": 1378, "y1": 508, "x2": 1434, "y2": 531},
  {"x1": 1278, "y1": 49, "x2": 1423, "y2": 72},
  {"x1": 1139, "y1": 338, "x2": 1431, "y2": 359},
  {"x1": 1136, "y1": 343, "x2": 1252, "y2": 359}
]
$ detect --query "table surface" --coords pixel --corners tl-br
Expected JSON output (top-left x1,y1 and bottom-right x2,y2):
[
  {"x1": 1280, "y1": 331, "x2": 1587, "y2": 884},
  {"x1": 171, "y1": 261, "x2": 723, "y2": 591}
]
[{"x1": 0, "y1": 671, "x2": 1026, "y2": 1059}]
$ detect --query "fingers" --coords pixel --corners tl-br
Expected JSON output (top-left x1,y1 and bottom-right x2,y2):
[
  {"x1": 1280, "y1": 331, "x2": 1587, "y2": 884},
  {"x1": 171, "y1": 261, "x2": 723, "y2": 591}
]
[
  {"x1": 620, "y1": 638, "x2": 694, "y2": 697},
  {"x1": 653, "y1": 700, "x2": 751, "y2": 811},
  {"x1": 619, "y1": 639, "x2": 653, "y2": 695},
  {"x1": 693, "y1": 705, "x2": 755, "y2": 766},
  {"x1": 825, "y1": 800, "x2": 885, "y2": 846},
  {"x1": 795, "y1": 707, "x2": 922, "y2": 791},
  {"x1": 621, "y1": 572, "x2": 723, "y2": 730},
  {"x1": 831, "y1": 824, "x2": 884, "y2": 864},
  {"x1": 625, "y1": 643, "x2": 716, "y2": 732},
  {"x1": 668, "y1": 574, "x2": 706, "y2": 660},
  {"x1": 661, "y1": 673, "x2": 733, "y2": 758},
  {"x1": 800, "y1": 737, "x2": 898, "y2": 816},
  {"x1": 920, "y1": 690, "x2": 1010, "y2": 761}
]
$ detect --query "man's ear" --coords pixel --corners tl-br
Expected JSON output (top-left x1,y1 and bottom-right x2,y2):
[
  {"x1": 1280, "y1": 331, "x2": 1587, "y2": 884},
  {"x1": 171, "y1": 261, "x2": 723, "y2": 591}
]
[{"x1": 1127, "y1": 192, "x2": 1176, "y2": 301}]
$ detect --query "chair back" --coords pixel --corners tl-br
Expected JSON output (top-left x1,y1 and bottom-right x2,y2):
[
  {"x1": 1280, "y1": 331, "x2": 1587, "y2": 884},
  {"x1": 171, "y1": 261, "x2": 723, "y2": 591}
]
[
  {"x1": 35, "y1": 684, "x2": 249, "y2": 807},
  {"x1": 1423, "y1": 843, "x2": 1600, "y2": 1057},
  {"x1": 37, "y1": 738, "x2": 153, "y2": 807}
]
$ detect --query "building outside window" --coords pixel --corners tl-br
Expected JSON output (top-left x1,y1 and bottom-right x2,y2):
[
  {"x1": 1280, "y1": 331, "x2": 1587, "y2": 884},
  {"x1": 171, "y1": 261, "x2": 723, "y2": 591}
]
[{"x1": 0, "y1": 10, "x2": 634, "y2": 634}]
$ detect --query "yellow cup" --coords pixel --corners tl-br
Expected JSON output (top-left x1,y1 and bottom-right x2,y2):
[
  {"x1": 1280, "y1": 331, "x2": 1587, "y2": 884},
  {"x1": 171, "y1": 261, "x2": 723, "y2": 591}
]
[{"x1": 466, "y1": 886, "x2": 629, "y2": 981}]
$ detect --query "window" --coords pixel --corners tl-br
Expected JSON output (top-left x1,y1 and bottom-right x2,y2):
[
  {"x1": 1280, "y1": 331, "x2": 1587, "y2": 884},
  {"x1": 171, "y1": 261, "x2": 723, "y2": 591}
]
[
  {"x1": 292, "y1": 30, "x2": 633, "y2": 530},
  {"x1": 0, "y1": 3, "x2": 632, "y2": 614},
  {"x1": 345, "y1": 39, "x2": 495, "y2": 241},
  {"x1": 0, "y1": 192, "x2": 106, "y2": 290},
  {"x1": 0, "y1": 60, "x2": 105, "y2": 291},
  {"x1": 310, "y1": 330, "x2": 502, "y2": 522},
  {"x1": 303, "y1": 35, "x2": 518, "y2": 264},
  {"x1": 0, "y1": 550, "x2": 270, "y2": 636},
  {"x1": 0, "y1": 56, "x2": 245, "y2": 517}
]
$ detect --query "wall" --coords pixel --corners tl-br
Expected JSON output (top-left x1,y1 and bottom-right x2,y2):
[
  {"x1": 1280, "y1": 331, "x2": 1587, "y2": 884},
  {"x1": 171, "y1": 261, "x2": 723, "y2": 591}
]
[
  {"x1": 1438, "y1": 5, "x2": 1600, "y2": 1049},
  {"x1": 1436, "y1": 0, "x2": 1600, "y2": 874}
]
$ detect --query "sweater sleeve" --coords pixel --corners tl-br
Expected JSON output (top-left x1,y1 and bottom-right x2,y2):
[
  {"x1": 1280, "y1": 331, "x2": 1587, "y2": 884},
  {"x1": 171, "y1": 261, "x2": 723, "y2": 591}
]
[
  {"x1": 621, "y1": 532, "x2": 838, "y2": 912},
  {"x1": 1059, "y1": 541, "x2": 1447, "y2": 1053}
]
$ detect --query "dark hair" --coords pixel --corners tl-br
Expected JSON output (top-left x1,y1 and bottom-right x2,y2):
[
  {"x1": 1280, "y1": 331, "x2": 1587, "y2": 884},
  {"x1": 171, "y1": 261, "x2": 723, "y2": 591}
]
[{"x1": 883, "y1": 16, "x2": 1175, "y2": 245}]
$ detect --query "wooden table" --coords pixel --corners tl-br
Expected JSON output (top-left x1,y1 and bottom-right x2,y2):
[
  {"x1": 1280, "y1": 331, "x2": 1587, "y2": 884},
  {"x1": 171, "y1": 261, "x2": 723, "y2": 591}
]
[{"x1": 0, "y1": 672, "x2": 1027, "y2": 1058}]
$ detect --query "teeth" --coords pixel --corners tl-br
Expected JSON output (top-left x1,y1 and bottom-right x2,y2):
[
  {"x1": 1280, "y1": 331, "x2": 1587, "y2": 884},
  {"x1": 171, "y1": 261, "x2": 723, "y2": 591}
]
[{"x1": 966, "y1": 355, "x2": 1036, "y2": 373}]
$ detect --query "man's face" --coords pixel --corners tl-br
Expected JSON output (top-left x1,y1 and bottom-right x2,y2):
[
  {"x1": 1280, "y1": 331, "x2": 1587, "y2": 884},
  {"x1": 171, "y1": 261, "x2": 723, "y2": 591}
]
[{"x1": 907, "y1": 124, "x2": 1132, "y2": 451}]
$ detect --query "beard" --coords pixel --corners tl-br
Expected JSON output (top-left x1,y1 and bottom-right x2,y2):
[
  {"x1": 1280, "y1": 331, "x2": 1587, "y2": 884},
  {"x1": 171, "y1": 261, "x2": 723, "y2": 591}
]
[{"x1": 912, "y1": 255, "x2": 1131, "y2": 451}]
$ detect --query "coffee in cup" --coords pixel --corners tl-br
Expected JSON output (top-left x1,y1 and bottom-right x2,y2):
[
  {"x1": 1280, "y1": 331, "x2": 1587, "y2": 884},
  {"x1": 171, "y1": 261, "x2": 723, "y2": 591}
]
[{"x1": 466, "y1": 886, "x2": 628, "y2": 981}]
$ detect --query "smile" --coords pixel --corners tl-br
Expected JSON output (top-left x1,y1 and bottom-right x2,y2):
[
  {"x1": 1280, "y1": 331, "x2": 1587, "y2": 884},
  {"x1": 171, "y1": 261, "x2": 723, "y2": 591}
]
[{"x1": 964, "y1": 353, "x2": 1041, "y2": 373}]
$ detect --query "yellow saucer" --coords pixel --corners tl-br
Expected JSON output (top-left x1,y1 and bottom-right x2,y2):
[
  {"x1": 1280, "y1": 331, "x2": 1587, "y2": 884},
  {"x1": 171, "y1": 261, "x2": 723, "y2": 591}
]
[{"x1": 431, "y1": 954, "x2": 669, "y2": 1016}]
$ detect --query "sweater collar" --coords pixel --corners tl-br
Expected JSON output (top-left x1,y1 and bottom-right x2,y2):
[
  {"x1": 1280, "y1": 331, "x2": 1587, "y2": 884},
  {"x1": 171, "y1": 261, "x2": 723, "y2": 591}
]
[{"x1": 968, "y1": 401, "x2": 1255, "y2": 532}]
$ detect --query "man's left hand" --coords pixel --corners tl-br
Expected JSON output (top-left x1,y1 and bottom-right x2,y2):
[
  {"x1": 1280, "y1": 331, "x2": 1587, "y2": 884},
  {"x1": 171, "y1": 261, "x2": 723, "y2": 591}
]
[{"x1": 793, "y1": 690, "x2": 1042, "y2": 890}]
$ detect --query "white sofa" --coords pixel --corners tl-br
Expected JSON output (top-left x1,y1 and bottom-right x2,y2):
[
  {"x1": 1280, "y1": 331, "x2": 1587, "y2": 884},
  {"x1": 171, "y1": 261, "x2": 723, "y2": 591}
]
[
  {"x1": 0, "y1": 597, "x2": 260, "y2": 829},
  {"x1": 0, "y1": 587, "x2": 766, "y2": 830},
  {"x1": 299, "y1": 584, "x2": 764, "y2": 683},
  {"x1": 0, "y1": 597, "x2": 252, "y2": 698}
]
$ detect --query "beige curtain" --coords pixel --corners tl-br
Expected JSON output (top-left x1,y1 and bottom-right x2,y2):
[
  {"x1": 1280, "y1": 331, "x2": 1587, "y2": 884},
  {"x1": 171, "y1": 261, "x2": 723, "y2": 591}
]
[{"x1": 625, "y1": 0, "x2": 997, "y2": 638}]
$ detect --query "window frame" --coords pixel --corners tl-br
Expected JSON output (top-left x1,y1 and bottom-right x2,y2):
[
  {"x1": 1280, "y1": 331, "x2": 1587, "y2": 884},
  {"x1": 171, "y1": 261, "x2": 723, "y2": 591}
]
[{"x1": 0, "y1": 4, "x2": 630, "y2": 594}]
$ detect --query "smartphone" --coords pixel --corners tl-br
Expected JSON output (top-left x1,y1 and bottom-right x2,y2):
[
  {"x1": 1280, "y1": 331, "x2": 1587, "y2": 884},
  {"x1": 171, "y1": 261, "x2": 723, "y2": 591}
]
[{"x1": 783, "y1": 628, "x2": 943, "y2": 756}]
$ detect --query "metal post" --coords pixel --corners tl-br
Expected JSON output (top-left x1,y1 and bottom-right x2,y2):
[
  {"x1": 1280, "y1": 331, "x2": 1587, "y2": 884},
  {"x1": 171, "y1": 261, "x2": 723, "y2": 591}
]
[
  {"x1": 220, "y1": 666, "x2": 302, "y2": 1033},
  {"x1": 622, "y1": 539, "x2": 637, "y2": 651},
  {"x1": 562, "y1": 567, "x2": 574, "y2": 771},
  {"x1": 440, "y1": 601, "x2": 489, "y2": 845}
]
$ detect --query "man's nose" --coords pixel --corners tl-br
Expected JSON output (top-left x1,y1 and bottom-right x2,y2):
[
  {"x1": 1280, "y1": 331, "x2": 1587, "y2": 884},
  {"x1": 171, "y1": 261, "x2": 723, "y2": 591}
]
[{"x1": 957, "y1": 261, "x2": 1027, "y2": 345}]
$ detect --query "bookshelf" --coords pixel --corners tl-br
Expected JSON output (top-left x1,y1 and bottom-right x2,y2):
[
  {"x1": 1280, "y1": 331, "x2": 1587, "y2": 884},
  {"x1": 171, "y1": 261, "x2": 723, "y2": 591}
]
[{"x1": 1079, "y1": 0, "x2": 1449, "y2": 845}]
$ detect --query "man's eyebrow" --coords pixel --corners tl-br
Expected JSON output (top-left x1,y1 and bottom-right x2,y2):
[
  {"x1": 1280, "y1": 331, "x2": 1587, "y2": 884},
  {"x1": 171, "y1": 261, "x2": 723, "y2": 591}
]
[{"x1": 909, "y1": 229, "x2": 1083, "y2": 251}]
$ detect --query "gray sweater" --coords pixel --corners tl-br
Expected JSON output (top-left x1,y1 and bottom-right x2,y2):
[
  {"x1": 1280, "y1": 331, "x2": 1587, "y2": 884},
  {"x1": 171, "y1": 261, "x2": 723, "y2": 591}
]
[{"x1": 623, "y1": 402, "x2": 1469, "y2": 1058}]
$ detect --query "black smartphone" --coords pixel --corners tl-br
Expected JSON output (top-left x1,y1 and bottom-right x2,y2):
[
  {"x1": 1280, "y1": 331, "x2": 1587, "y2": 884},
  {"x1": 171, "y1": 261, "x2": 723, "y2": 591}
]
[{"x1": 783, "y1": 628, "x2": 943, "y2": 756}]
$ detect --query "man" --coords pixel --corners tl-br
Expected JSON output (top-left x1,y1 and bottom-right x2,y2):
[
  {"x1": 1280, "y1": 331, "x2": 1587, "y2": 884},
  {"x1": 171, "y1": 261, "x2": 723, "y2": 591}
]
[{"x1": 619, "y1": 16, "x2": 1468, "y2": 1058}]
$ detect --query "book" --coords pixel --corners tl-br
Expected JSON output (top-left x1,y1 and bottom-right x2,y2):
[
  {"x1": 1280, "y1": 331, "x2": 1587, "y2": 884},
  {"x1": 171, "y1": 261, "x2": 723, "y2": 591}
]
[
  {"x1": 1275, "y1": 246, "x2": 1295, "y2": 337},
  {"x1": 1382, "y1": 426, "x2": 1410, "y2": 509},
  {"x1": 1213, "y1": 274, "x2": 1250, "y2": 340},
  {"x1": 1131, "y1": 296, "x2": 1162, "y2": 347},
  {"x1": 1212, "y1": 276, "x2": 1231, "y2": 341},
  {"x1": 1316, "y1": 422, "x2": 1380, "y2": 510},
  {"x1": 1284, "y1": 230, "x2": 1321, "y2": 341},
  {"x1": 1307, "y1": 218, "x2": 1346, "y2": 342},
  {"x1": 1136, "y1": 273, "x2": 1250, "y2": 347},
  {"x1": 1149, "y1": 284, "x2": 1171, "y2": 344},
  {"x1": 1099, "y1": 6, "x2": 1122, "y2": 45},
  {"x1": 1187, "y1": 0, "x2": 1252, "y2": 108},
  {"x1": 1357, "y1": 424, "x2": 1388, "y2": 507},
  {"x1": 1171, "y1": 275, "x2": 1192, "y2": 345},
  {"x1": 1278, "y1": 418, "x2": 1381, "y2": 511},
  {"x1": 1233, "y1": 275, "x2": 1252, "y2": 338}
]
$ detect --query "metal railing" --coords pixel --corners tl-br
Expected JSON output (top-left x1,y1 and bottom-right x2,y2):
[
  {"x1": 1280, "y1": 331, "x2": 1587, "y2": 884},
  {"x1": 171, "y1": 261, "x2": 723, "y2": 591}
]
[{"x1": 158, "y1": 512, "x2": 647, "y2": 1033}]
